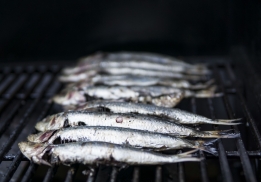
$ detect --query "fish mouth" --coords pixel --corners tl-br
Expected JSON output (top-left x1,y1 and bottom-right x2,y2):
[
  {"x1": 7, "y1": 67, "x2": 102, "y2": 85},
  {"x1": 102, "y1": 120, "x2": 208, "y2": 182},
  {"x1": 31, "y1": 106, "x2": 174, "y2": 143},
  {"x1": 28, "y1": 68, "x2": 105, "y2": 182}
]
[{"x1": 18, "y1": 142, "x2": 47, "y2": 160}]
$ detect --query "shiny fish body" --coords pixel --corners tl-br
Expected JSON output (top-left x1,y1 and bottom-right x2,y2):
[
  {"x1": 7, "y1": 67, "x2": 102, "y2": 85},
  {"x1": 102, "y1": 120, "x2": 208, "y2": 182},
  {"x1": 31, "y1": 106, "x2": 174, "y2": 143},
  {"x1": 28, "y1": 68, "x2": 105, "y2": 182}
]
[
  {"x1": 27, "y1": 126, "x2": 202, "y2": 150},
  {"x1": 51, "y1": 85, "x2": 218, "y2": 106},
  {"x1": 73, "y1": 101, "x2": 240, "y2": 125},
  {"x1": 52, "y1": 85, "x2": 218, "y2": 106},
  {"x1": 63, "y1": 59, "x2": 209, "y2": 76},
  {"x1": 78, "y1": 75, "x2": 214, "y2": 89},
  {"x1": 59, "y1": 67, "x2": 204, "y2": 82},
  {"x1": 18, "y1": 141, "x2": 201, "y2": 166},
  {"x1": 35, "y1": 111, "x2": 238, "y2": 139},
  {"x1": 79, "y1": 52, "x2": 187, "y2": 65}
]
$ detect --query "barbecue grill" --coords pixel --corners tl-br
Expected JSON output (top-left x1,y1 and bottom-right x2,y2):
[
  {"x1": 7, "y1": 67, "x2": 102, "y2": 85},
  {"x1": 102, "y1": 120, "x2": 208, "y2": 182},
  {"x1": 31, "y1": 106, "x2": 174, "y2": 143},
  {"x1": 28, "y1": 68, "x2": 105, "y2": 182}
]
[
  {"x1": 1, "y1": 0, "x2": 261, "y2": 181},
  {"x1": 0, "y1": 49, "x2": 260, "y2": 182}
]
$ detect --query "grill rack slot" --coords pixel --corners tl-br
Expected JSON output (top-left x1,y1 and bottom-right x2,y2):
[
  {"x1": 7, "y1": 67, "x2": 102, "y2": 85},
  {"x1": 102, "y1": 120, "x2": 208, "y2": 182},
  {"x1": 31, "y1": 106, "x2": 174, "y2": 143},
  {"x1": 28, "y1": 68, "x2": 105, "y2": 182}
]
[{"x1": 0, "y1": 60, "x2": 260, "y2": 182}]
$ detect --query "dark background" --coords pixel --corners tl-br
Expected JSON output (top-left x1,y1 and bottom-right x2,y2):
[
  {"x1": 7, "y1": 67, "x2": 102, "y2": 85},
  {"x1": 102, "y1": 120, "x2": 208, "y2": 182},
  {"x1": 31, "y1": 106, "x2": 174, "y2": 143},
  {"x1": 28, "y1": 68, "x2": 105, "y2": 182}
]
[{"x1": 0, "y1": 0, "x2": 260, "y2": 61}]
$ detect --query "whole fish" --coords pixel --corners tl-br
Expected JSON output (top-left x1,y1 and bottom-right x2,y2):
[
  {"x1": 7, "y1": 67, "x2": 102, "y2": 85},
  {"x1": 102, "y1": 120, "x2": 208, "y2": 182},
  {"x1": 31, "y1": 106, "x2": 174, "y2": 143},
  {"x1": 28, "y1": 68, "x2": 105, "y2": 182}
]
[
  {"x1": 70, "y1": 101, "x2": 240, "y2": 125},
  {"x1": 67, "y1": 75, "x2": 215, "y2": 90},
  {"x1": 63, "y1": 52, "x2": 209, "y2": 75},
  {"x1": 18, "y1": 141, "x2": 201, "y2": 166},
  {"x1": 52, "y1": 85, "x2": 219, "y2": 106},
  {"x1": 35, "y1": 111, "x2": 238, "y2": 139},
  {"x1": 59, "y1": 67, "x2": 205, "y2": 83},
  {"x1": 27, "y1": 126, "x2": 217, "y2": 154},
  {"x1": 62, "y1": 60, "x2": 209, "y2": 76}
]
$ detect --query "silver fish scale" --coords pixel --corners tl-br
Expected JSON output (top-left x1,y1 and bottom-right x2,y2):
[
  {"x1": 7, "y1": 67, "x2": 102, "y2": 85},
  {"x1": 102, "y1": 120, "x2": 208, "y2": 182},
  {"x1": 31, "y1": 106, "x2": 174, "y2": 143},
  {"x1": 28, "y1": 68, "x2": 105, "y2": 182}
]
[
  {"x1": 50, "y1": 126, "x2": 192, "y2": 150},
  {"x1": 99, "y1": 61, "x2": 186, "y2": 72},
  {"x1": 51, "y1": 142, "x2": 197, "y2": 165},
  {"x1": 85, "y1": 86, "x2": 139, "y2": 100},
  {"x1": 66, "y1": 111, "x2": 197, "y2": 136}
]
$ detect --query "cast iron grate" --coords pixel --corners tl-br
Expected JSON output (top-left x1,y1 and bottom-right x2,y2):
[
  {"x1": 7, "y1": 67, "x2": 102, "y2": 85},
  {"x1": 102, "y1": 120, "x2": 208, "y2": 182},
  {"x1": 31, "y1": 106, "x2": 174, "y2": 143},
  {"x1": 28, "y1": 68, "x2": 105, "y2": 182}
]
[{"x1": 0, "y1": 58, "x2": 260, "y2": 182}]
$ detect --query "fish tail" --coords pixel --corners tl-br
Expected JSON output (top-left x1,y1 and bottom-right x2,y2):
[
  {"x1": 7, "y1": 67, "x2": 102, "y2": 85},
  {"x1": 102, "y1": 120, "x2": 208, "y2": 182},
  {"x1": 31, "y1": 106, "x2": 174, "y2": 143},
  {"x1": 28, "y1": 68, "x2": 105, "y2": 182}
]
[
  {"x1": 194, "y1": 139, "x2": 218, "y2": 155},
  {"x1": 173, "y1": 149, "x2": 202, "y2": 162},
  {"x1": 196, "y1": 129, "x2": 239, "y2": 138},
  {"x1": 190, "y1": 79, "x2": 215, "y2": 90},
  {"x1": 194, "y1": 86, "x2": 223, "y2": 98},
  {"x1": 214, "y1": 118, "x2": 242, "y2": 125}
]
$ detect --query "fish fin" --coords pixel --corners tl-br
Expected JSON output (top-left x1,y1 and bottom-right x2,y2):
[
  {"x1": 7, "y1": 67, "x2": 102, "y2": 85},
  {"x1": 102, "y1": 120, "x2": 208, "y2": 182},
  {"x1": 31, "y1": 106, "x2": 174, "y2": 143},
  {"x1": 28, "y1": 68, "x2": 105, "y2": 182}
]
[
  {"x1": 190, "y1": 79, "x2": 215, "y2": 90},
  {"x1": 200, "y1": 129, "x2": 240, "y2": 138},
  {"x1": 215, "y1": 118, "x2": 242, "y2": 125},
  {"x1": 177, "y1": 149, "x2": 199, "y2": 157},
  {"x1": 195, "y1": 139, "x2": 218, "y2": 156},
  {"x1": 193, "y1": 85, "x2": 219, "y2": 98},
  {"x1": 173, "y1": 149, "x2": 202, "y2": 162},
  {"x1": 32, "y1": 156, "x2": 52, "y2": 167}
]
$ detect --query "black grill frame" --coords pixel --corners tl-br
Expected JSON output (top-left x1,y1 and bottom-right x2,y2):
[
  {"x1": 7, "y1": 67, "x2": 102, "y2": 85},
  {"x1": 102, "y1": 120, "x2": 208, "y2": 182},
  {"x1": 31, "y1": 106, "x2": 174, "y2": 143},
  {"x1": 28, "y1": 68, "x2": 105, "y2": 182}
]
[{"x1": 0, "y1": 55, "x2": 261, "y2": 182}]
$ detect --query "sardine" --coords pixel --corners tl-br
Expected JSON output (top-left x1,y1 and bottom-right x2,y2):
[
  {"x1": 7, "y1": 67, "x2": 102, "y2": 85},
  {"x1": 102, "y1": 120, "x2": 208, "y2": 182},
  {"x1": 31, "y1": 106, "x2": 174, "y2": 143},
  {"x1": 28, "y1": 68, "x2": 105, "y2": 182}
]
[
  {"x1": 59, "y1": 67, "x2": 205, "y2": 83},
  {"x1": 35, "y1": 111, "x2": 238, "y2": 139},
  {"x1": 52, "y1": 85, "x2": 219, "y2": 106},
  {"x1": 63, "y1": 52, "x2": 208, "y2": 75},
  {"x1": 27, "y1": 126, "x2": 217, "y2": 154},
  {"x1": 67, "y1": 75, "x2": 215, "y2": 90},
  {"x1": 71, "y1": 101, "x2": 240, "y2": 125},
  {"x1": 63, "y1": 60, "x2": 209, "y2": 76},
  {"x1": 18, "y1": 141, "x2": 201, "y2": 166}
]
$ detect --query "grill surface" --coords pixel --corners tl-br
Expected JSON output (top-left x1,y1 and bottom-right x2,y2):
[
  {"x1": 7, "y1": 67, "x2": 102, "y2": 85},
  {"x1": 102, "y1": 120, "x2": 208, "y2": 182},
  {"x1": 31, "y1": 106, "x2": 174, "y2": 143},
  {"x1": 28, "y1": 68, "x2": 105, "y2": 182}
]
[{"x1": 0, "y1": 56, "x2": 260, "y2": 182}]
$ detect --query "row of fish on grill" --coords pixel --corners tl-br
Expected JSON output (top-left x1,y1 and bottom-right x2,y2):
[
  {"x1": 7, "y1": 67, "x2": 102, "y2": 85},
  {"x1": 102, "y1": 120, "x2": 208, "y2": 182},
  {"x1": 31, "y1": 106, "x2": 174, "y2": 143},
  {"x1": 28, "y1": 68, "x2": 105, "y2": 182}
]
[{"x1": 19, "y1": 52, "x2": 240, "y2": 167}]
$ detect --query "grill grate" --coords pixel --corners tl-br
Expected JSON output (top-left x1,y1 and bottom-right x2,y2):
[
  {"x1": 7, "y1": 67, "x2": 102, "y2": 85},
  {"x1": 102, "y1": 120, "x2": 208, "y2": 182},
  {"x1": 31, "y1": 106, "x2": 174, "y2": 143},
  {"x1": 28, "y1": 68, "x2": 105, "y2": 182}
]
[{"x1": 0, "y1": 58, "x2": 260, "y2": 182}]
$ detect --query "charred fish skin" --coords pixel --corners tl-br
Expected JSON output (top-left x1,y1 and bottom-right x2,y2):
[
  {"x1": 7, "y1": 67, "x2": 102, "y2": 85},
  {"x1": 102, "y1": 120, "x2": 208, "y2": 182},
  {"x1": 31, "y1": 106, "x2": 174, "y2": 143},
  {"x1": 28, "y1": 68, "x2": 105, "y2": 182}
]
[
  {"x1": 28, "y1": 126, "x2": 217, "y2": 154},
  {"x1": 35, "y1": 111, "x2": 239, "y2": 139},
  {"x1": 18, "y1": 141, "x2": 201, "y2": 166},
  {"x1": 75, "y1": 101, "x2": 240, "y2": 125}
]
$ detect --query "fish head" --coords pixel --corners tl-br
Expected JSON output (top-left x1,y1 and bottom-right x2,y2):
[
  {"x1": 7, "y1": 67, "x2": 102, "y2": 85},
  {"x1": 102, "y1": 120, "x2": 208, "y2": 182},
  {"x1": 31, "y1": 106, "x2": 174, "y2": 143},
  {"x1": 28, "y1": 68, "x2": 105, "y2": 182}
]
[
  {"x1": 28, "y1": 130, "x2": 56, "y2": 143},
  {"x1": 52, "y1": 88, "x2": 86, "y2": 105},
  {"x1": 18, "y1": 142, "x2": 48, "y2": 160},
  {"x1": 35, "y1": 112, "x2": 66, "y2": 131}
]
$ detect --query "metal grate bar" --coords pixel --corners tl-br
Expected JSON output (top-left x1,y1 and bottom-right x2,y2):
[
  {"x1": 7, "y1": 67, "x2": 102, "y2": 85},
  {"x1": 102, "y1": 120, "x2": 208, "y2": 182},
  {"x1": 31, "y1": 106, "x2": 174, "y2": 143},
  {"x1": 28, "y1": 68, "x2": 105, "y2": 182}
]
[
  {"x1": 86, "y1": 167, "x2": 97, "y2": 182},
  {"x1": 64, "y1": 165, "x2": 79, "y2": 182},
  {"x1": 225, "y1": 63, "x2": 261, "y2": 149},
  {"x1": 109, "y1": 167, "x2": 118, "y2": 182},
  {"x1": 178, "y1": 159, "x2": 185, "y2": 182},
  {"x1": 43, "y1": 166, "x2": 58, "y2": 182},
  {"x1": 0, "y1": 70, "x2": 43, "y2": 138},
  {"x1": 0, "y1": 72, "x2": 59, "y2": 163},
  {"x1": 0, "y1": 74, "x2": 16, "y2": 96},
  {"x1": 20, "y1": 163, "x2": 38, "y2": 182},
  {"x1": 155, "y1": 166, "x2": 162, "y2": 182},
  {"x1": 207, "y1": 98, "x2": 233, "y2": 182},
  {"x1": 132, "y1": 167, "x2": 140, "y2": 182},
  {"x1": 214, "y1": 65, "x2": 257, "y2": 182},
  {"x1": 2, "y1": 151, "x2": 23, "y2": 182},
  {"x1": 190, "y1": 97, "x2": 209, "y2": 182},
  {"x1": 6, "y1": 101, "x2": 56, "y2": 182},
  {"x1": 0, "y1": 74, "x2": 28, "y2": 111}
]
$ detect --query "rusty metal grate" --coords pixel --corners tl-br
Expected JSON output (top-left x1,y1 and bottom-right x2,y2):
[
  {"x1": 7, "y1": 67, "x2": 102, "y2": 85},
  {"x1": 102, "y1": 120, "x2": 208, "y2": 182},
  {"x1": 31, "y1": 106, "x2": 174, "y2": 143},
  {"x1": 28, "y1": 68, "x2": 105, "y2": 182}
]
[{"x1": 0, "y1": 57, "x2": 260, "y2": 182}]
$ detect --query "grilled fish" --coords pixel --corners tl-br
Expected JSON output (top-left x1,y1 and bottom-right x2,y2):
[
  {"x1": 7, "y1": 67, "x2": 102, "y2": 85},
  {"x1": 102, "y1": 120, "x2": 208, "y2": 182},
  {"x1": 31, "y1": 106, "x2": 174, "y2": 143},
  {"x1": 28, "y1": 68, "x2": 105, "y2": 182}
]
[
  {"x1": 59, "y1": 67, "x2": 205, "y2": 82},
  {"x1": 52, "y1": 85, "x2": 219, "y2": 106},
  {"x1": 18, "y1": 141, "x2": 201, "y2": 166},
  {"x1": 65, "y1": 75, "x2": 214, "y2": 90},
  {"x1": 28, "y1": 126, "x2": 217, "y2": 154},
  {"x1": 35, "y1": 111, "x2": 238, "y2": 138},
  {"x1": 70, "y1": 101, "x2": 240, "y2": 125},
  {"x1": 62, "y1": 60, "x2": 209, "y2": 77},
  {"x1": 63, "y1": 52, "x2": 209, "y2": 75}
]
